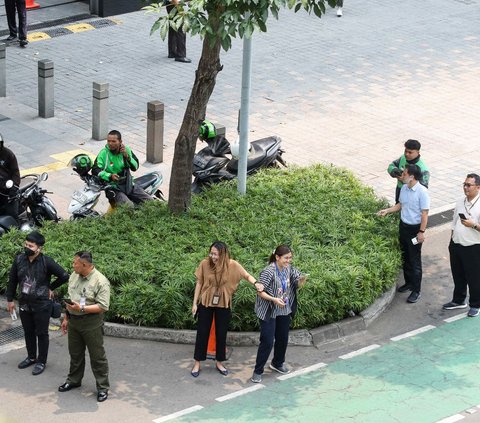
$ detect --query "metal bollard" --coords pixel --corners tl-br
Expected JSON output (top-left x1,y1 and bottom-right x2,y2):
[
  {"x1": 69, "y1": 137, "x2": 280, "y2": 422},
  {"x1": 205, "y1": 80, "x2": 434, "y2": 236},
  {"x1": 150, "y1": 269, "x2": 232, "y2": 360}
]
[
  {"x1": 92, "y1": 82, "x2": 109, "y2": 140},
  {"x1": 146, "y1": 100, "x2": 164, "y2": 163},
  {"x1": 38, "y1": 59, "x2": 54, "y2": 118},
  {"x1": 0, "y1": 43, "x2": 6, "y2": 97}
]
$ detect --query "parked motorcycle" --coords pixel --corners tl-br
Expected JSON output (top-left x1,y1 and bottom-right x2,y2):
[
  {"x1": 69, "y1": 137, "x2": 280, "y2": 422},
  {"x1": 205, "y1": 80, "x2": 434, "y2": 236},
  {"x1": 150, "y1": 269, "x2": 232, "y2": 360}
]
[
  {"x1": 192, "y1": 133, "x2": 286, "y2": 193},
  {"x1": 0, "y1": 172, "x2": 59, "y2": 236},
  {"x1": 68, "y1": 154, "x2": 165, "y2": 219}
]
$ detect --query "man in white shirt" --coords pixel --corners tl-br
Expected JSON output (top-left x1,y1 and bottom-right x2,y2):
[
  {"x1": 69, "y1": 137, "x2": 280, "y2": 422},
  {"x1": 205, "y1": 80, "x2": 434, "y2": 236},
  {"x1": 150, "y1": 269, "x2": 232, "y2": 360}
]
[{"x1": 443, "y1": 173, "x2": 480, "y2": 317}]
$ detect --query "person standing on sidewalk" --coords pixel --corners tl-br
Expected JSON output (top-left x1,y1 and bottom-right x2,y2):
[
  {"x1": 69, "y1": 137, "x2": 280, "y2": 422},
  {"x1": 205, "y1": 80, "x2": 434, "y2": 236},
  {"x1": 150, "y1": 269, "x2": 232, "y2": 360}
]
[
  {"x1": 58, "y1": 251, "x2": 111, "y2": 402},
  {"x1": 0, "y1": 133, "x2": 21, "y2": 219},
  {"x1": 443, "y1": 173, "x2": 480, "y2": 317},
  {"x1": 251, "y1": 245, "x2": 306, "y2": 384},
  {"x1": 388, "y1": 139, "x2": 430, "y2": 204},
  {"x1": 377, "y1": 164, "x2": 430, "y2": 304},
  {"x1": 191, "y1": 241, "x2": 262, "y2": 378},
  {"x1": 3, "y1": 0, "x2": 28, "y2": 47},
  {"x1": 336, "y1": 0, "x2": 344, "y2": 17},
  {"x1": 166, "y1": 0, "x2": 191, "y2": 63},
  {"x1": 6, "y1": 231, "x2": 69, "y2": 375}
]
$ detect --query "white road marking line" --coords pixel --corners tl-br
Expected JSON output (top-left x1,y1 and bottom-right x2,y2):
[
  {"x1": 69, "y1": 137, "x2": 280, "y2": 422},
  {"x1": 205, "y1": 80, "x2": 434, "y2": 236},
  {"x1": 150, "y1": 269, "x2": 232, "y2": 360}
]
[
  {"x1": 444, "y1": 313, "x2": 467, "y2": 323},
  {"x1": 339, "y1": 344, "x2": 381, "y2": 359},
  {"x1": 466, "y1": 408, "x2": 477, "y2": 414},
  {"x1": 435, "y1": 414, "x2": 464, "y2": 423},
  {"x1": 390, "y1": 325, "x2": 436, "y2": 342},
  {"x1": 215, "y1": 384, "x2": 265, "y2": 402},
  {"x1": 0, "y1": 340, "x2": 24, "y2": 355},
  {"x1": 277, "y1": 362, "x2": 327, "y2": 380},
  {"x1": 152, "y1": 405, "x2": 203, "y2": 423}
]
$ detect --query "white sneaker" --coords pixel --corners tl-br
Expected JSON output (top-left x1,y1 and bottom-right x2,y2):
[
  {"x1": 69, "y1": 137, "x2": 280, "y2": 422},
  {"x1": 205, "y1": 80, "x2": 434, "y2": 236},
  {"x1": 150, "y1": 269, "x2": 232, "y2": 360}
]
[{"x1": 337, "y1": 7, "x2": 343, "y2": 17}]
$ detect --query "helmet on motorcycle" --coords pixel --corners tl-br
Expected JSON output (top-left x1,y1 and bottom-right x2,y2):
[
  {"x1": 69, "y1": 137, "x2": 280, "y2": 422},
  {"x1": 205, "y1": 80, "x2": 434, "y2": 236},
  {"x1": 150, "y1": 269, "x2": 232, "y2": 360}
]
[
  {"x1": 199, "y1": 120, "x2": 216, "y2": 141},
  {"x1": 69, "y1": 154, "x2": 93, "y2": 176}
]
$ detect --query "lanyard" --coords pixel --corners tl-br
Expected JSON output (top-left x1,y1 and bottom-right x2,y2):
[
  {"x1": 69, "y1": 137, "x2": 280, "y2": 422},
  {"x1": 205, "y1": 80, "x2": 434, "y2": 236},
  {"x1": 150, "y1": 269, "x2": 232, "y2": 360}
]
[
  {"x1": 464, "y1": 195, "x2": 480, "y2": 216},
  {"x1": 275, "y1": 263, "x2": 289, "y2": 293}
]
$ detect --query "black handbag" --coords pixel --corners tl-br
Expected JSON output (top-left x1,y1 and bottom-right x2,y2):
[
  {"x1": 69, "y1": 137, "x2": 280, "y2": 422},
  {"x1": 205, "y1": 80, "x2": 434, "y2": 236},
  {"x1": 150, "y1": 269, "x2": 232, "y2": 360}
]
[{"x1": 51, "y1": 300, "x2": 62, "y2": 318}]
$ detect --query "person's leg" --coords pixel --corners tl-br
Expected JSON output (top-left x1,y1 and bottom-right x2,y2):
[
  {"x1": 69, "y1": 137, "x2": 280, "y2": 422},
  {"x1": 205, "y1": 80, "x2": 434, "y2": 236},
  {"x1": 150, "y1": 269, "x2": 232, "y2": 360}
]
[
  {"x1": 271, "y1": 315, "x2": 291, "y2": 368},
  {"x1": 193, "y1": 304, "x2": 214, "y2": 362},
  {"x1": 337, "y1": 0, "x2": 343, "y2": 6},
  {"x1": 19, "y1": 306, "x2": 37, "y2": 360},
  {"x1": 399, "y1": 223, "x2": 413, "y2": 287},
  {"x1": 4, "y1": 0, "x2": 18, "y2": 38},
  {"x1": 67, "y1": 319, "x2": 87, "y2": 385},
  {"x1": 127, "y1": 185, "x2": 153, "y2": 205},
  {"x1": 83, "y1": 316, "x2": 109, "y2": 391},
  {"x1": 449, "y1": 241, "x2": 468, "y2": 304},
  {"x1": 107, "y1": 189, "x2": 133, "y2": 207},
  {"x1": 461, "y1": 244, "x2": 480, "y2": 308},
  {"x1": 34, "y1": 305, "x2": 52, "y2": 364},
  {"x1": 254, "y1": 317, "x2": 276, "y2": 375},
  {"x1": 213, "y1": 307, "x2": 231, "y2": 363},
  {"x1": 175, "y1": 29, "x2": 187, "y2": 58},
  {"x1": 166, "y1": 4, "x2": 176, "y2": 57},
  {"x1": 16, "y1": 0, "x2": 27, "y2": 41}
]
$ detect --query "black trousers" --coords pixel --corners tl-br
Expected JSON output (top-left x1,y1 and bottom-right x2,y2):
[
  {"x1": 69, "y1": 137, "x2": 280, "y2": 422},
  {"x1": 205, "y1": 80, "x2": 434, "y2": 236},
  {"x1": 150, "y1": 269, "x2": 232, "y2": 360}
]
[
  {"x1": 399, "y1": 220, "x2": 423, "y2": 293},
  {"x1": 449, "y1": 241, "x2": 480, "y2": 308},
  {"x1": 109, "y1": 184, "x2": 153, "y2": 207},
  {"x1": 254, "y1": 315, "x2": 291, "y2": 375},
  {"x1": 166, "y1": 4, "x2": 186, "y2": 58},
  {"x1": 4, "y1": 0, "x2": 27, "y2": 40},
  {"x1": 193, "y1": 304, "x2": 231, "y2": 362},
  {"x1": 19, "y1": 302, "x2": 52, "y2": 364}
]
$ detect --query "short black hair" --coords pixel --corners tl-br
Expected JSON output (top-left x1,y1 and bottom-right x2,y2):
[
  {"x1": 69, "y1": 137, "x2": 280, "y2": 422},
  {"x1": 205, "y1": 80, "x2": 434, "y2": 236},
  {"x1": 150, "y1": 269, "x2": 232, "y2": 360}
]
[
  {"x1": 405, "y1": 164, "x2": 422, "y2": 180},
  {"x1": 26, "y1": 231, "x2": 45, "y2": 246},
  {"x1": 75, "y1": 251, "x2": 93, "y2": 264},
  {"x1": 466, "y1": 173, "x2": 480, "y2": 185},
  {"x1": 404, "y1": 139, "x2": 421, "y2": 150},
  {"x1": 108, "y1": 130, "x2": 122, "y2": 140}
]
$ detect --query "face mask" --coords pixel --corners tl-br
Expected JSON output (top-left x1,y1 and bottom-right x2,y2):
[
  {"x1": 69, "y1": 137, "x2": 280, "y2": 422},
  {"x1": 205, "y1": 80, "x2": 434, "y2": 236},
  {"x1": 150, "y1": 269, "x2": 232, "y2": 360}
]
[{"x1": 24, "y1": 247, "x2": 37, "y2": 257}]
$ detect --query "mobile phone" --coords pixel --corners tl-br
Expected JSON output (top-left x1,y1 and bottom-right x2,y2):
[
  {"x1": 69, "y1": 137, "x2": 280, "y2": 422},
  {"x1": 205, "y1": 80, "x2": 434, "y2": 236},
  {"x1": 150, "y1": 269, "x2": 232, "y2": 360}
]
[
  {"x1": 10, "y1": 309, "x2": 17, "y2": 321},
  {"x1": 63, "y1": 298, "x2": 74, "y2": 305},
  {"x1": 459, "y1": 213, "x2": 467, "y2": 220},
  {"x1": 411, "y1": 237, "x2": 419, "y2": 245}
]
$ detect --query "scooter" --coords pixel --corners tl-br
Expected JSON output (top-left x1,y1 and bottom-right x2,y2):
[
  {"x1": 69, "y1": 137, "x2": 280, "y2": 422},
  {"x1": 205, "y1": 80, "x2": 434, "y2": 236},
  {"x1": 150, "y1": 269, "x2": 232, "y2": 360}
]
[
  {"x1": 0, "y1": 172, "x2": 59, "y2": 236},
  {"x1": 192, "y1": 135, "x2": 286, "y2": 193},
  {"x1": 68, "y1": 163, "x2": 165, "y2": 219}
]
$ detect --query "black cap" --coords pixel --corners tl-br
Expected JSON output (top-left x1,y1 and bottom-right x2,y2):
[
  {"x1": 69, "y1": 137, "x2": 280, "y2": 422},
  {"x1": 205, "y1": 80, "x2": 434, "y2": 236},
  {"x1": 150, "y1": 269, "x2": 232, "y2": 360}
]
[{"x1": 26, "y1": 231, "x2": 45, "y2": 246}]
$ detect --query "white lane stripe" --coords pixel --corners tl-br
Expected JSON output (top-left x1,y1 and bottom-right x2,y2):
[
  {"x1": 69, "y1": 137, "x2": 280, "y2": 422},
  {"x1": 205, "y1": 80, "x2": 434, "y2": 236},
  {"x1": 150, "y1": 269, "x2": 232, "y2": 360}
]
[
  {"x1": 390, "y1": 325, "x2": 436, "y2": 342},
  {"x1": 0, "y1": 340, "x2": 24, "y2": 355},
  {"x1": 215, "y1": 384, "x2": 265, "y2": 402},
  {"x1": 339, "y1": 344, "x2": 381, "y2": 360},
  {"x1": 435, "y1": 414, "x2": 464, "y2": 423},
  {"x1": 444, "y1": 313, "x2": 467, "y2": 323},
  {"x1": 277, "y1": 362, "x2": 327, "y2": 380},
  {"x1": 153, "y1": 405, "x2": 203, "y2": 423}
]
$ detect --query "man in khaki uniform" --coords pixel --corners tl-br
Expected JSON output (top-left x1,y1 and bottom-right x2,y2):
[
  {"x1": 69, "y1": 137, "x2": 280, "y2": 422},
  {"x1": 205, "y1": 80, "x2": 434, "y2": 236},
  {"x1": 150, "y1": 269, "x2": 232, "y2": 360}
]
[{"x1": 58, "y1": 251, "x2": 111, "y2": 402}]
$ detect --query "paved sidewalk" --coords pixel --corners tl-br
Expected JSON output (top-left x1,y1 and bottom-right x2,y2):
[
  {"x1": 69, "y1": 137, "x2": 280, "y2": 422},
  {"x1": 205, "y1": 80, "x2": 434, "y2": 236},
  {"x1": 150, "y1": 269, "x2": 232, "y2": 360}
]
[{"x1": 0, "y1": 0, "x2": 479, "y2": 218}]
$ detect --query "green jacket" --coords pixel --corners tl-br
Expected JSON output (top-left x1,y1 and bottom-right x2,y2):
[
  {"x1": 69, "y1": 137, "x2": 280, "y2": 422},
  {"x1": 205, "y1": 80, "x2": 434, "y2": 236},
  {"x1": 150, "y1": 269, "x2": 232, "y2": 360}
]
[
  {"x1": 388, "y1": 154, "x2": 430, "y2": 189},
  {"x1": 92, "y1": 145, "x2": 139, "y2": 187}
]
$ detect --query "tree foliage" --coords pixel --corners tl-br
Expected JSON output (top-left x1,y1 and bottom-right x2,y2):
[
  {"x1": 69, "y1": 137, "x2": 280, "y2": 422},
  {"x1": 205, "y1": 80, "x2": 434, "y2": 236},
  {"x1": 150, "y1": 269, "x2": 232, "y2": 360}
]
[{"x1": 144, "y1": 0, "x2": 338, "y2": 213}]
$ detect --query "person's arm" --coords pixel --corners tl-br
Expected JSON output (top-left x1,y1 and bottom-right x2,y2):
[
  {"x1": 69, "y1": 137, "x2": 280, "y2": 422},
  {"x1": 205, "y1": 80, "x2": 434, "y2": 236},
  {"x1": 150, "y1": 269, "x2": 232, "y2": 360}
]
[
  {"x1": 47, "y1": 258, "x2": 70, "y2": 291},
  {"x1": 192, "y1": 279, "x2": 203, "y2": 315},
  {"x1": 417, "y1": 210, "x2": 429, "y2": 243},
  {"x1": 92, "y1": 150, "x2": 112, "y2": 182},
  {"x1": 244, "y1": 272, "x2": 264, "y2": 292},
  {"x1": 6, "y1": 258, "x2": 19, "y2": 313},
  {"x1": 420, "y1": 170, "x2": 430, "y2": 188},
  {"x1": 8, "y1": 150, "x2": 20, "y2": 187},
  {"x1": 377, "y1": 202, "x2": 401, "y2": 217},
  {"x1": 124, "y1": 147, "x2": 139, "y2": 172},
  {"x1": 387, "y1": 157, "x2": 402, "y2": 178}
]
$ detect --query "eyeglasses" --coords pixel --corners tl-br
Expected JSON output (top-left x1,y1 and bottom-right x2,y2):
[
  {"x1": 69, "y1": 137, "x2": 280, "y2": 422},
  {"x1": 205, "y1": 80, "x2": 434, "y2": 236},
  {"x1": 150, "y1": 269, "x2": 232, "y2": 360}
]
[{"x1": 463, "y1": 183, "x2": 479, "y2": 188}]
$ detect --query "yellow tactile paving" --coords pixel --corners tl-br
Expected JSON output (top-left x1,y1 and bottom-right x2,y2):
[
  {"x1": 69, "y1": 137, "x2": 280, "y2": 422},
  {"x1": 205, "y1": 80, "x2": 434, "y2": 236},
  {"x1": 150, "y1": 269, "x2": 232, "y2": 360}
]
[
  {"x1": 64, "y1": 23, "x2": 95, "y2": 33},
  {"x1": 27, "y1": 32, "x2": 51, "y2": 42},
  {"x1": 21, "y1": 149, "x2": 93, "y2": 176},
  {"x1": 50, "y1": 149, "x2": 95, "y2": 164}
]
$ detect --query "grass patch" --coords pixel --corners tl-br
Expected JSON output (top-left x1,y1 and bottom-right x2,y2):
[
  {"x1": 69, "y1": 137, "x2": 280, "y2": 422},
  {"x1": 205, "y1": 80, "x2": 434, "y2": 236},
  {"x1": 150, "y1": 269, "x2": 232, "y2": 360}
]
[{"x1": 0, "y1": 164, "x2": 401, "y2": 330}]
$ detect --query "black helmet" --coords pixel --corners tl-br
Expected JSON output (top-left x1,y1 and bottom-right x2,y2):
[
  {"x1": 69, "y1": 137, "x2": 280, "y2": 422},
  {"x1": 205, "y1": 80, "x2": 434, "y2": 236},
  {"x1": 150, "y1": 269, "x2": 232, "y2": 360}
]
[
  {"x1": 199, "y1": 120, "x2": 216, "y2": 141},
  {"x1": 69, "y1": 154, "x2": 93, "y2": 176}
]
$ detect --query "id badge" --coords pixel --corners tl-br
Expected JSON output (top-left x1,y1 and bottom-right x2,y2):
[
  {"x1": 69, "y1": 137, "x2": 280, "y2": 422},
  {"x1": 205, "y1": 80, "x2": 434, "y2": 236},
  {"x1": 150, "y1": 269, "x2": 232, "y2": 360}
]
[
  {"x1": 22, "y1": 281, "x2": 32, "y2": 295},
  {"x1": 212, "y1": 294, "x2": 220, "y2": 306},
  {"x1": 80, "y1": 296, "x2": 86, "y2": 308}
]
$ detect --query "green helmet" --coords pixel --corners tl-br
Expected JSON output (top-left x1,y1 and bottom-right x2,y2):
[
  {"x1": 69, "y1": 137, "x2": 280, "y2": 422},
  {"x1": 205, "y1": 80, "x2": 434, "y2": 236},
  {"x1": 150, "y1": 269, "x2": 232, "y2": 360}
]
[
  {"x1": 69, "y1": 153, "x2": 93, "y2": 176},
  {"x1": 199, "y1": 120, "x2": 216, "y2": 141}
]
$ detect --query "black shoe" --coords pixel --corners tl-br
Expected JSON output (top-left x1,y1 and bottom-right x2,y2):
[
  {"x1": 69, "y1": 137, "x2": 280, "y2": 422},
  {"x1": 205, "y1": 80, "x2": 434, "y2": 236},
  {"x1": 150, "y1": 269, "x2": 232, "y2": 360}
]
[
  {"x1": 168, "y1": 54, "x2": 175, "y2": 58},
  {"x1": 18, "y1": 357, "x2": 36, "y2": 369},
  {"x1": 175, "y1": 57, "x2": 191, "y2": 63},
  {"x1": 58, "y1": 382, "x2": 81, "y2": 392},
  {"x1": 397, "y1": 284, "x2": 412, "y2": 293},
  {"x1": 216, "y1": 365, "x2": 228, "y2": 376},
  {"x1": 19, "y1": 39, "x2": 28, "y2": 48},
  {"x1": 97, "y1": 391, "x2": 108, "y2": 402},
  {"x1": 407, "y1": 291, "x2": 421, "y2": 303},
  {"x1": 32, "y1": 363, "x2": 46, "y2": 375},
  {"x1": 5, "y1": 35, "x2": 17, "y2": 41}
]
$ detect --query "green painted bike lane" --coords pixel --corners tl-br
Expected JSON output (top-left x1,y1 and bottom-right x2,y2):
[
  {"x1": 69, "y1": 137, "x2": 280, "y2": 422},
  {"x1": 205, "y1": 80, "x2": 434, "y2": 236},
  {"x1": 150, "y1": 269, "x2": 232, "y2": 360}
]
[{"x1": 172, "y1": 317, "x2": 480, "y2": 423}]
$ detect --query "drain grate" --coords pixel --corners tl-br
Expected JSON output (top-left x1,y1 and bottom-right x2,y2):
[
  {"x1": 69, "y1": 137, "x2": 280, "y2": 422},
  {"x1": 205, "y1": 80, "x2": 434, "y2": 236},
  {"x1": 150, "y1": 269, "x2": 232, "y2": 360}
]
[{"x1": 0, "y1": 326, "x2": 24, "y2": 346}]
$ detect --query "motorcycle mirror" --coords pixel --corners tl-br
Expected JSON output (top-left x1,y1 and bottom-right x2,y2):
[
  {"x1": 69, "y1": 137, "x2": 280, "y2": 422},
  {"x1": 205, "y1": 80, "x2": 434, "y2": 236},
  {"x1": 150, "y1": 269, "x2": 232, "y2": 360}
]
[
  {"x1": 5, "y1": 180, "x2": 14, "y2": 189},
  {"x1": 230, "y1": 139, "x2": 240, "y2": 159},
  {"x1": 40, "y1": 172, "x2": 48, "y2": 181}
]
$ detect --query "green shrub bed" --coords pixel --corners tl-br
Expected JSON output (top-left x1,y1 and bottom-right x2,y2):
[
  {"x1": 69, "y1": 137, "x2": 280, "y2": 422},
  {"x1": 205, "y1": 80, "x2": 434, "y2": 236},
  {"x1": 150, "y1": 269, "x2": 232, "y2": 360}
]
[{"x1": 0, "y1": 164, "x2": 401, "y2": 330}]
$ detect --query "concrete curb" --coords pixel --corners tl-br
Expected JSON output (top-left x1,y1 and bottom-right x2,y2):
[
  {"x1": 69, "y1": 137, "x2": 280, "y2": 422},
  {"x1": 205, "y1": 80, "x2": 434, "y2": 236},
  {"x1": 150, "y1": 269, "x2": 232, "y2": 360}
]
[{"x1": 103, "y1": 284, "x2": 397, "y2": 347}]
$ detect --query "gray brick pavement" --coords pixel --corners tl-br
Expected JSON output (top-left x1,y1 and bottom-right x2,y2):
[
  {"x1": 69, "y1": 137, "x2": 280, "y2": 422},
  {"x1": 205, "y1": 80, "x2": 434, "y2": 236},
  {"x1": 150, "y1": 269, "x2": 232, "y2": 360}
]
[{"x1": 0, "y1": 0, "x2": 479, "y2": 217}]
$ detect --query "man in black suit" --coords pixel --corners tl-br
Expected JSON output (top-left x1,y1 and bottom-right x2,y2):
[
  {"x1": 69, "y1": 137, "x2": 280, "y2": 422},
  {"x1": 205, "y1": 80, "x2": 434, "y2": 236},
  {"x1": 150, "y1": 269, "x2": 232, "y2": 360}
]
[{"x1": 4, "y1": 0, "x2": 28, "y2": 47}]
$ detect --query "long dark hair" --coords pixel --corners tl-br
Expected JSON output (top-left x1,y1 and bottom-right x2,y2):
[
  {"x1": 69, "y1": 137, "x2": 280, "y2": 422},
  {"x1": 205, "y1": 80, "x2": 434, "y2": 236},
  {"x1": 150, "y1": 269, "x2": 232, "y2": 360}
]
[
  {"x1": 268, "y1": 244, "x2": 292, "y2": 264},
  {"x1": 208, "y1": 241, "x2": 230, "y2": 275}
]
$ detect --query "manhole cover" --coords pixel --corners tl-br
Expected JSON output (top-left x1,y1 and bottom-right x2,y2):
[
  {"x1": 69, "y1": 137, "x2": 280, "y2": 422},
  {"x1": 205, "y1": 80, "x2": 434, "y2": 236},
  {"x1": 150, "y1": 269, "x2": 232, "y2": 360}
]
[{"x1": 0, "y1": 326, "x2": 24, "y2": 346}]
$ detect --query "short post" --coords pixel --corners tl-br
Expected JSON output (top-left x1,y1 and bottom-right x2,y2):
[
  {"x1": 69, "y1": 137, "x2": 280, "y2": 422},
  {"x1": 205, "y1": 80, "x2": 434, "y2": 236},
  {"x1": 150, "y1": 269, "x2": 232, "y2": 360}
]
[
  {"x1": 146, "y1": 100, "x2": 164, "y2": 163},
  {"x1": 0, "y1": 43, "x2": 6, "y2": 97},
  {"x1": 92, "y1": 82, "x2": 109, "y2": 140},
  {"x1": 38, "y1": 59, "x2": 54, "y2": 118}
]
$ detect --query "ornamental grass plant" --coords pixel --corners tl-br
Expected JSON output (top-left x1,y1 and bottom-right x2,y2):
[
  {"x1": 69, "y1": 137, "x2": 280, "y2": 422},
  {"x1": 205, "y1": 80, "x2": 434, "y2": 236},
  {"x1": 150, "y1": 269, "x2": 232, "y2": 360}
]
[{"x1": 0, "y1": 164, "x2": 401, "y2": 330}]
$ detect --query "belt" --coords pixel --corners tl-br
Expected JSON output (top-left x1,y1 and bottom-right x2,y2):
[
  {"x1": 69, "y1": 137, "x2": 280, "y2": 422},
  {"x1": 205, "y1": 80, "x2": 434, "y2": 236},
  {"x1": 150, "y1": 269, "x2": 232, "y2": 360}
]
[{"x1": 400, "y1": 220, "x2": 420, "y2": 227}]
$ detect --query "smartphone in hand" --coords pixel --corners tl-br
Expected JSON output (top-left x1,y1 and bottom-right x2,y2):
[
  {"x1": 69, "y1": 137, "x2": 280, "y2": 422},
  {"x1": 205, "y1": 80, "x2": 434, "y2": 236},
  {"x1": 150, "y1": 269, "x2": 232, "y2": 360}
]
[
  {"x1": 459, "y1": 213, "x2": 467, "y2": 220},
  {"x1": 63, "y1": 298, "x2": 74, "y2": 305}
]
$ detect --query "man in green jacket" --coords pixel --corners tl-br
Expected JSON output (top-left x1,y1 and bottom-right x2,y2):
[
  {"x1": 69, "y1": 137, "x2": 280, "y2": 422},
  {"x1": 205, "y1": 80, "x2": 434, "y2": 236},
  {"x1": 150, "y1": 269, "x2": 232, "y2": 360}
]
[
  {"x1": 92, "y1": 130, "x2": 152, "y2": 206},
  {"x1": 388, "y1": 139, "x2": 430, "y2": 203}
]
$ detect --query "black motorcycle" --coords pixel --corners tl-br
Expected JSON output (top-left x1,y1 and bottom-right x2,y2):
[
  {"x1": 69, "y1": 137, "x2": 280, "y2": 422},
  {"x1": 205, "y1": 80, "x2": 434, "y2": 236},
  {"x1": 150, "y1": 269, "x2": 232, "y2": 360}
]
[
  {"x1": 0, "y1": 172, "x2": 59, "y2": 236},
  {"x1": 192, "y1": 135, "x2": 286, "y2": 193}
]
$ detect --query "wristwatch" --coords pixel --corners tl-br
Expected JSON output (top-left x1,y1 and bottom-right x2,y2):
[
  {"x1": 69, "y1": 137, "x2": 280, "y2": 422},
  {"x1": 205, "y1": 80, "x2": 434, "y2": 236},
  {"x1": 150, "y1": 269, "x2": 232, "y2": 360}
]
[
  {"x1": 473, "y1": 224, "x2": 478, "y2": 231},
  {"x1": 80, "y1": 305, "x2": 85, "y2": 313}
]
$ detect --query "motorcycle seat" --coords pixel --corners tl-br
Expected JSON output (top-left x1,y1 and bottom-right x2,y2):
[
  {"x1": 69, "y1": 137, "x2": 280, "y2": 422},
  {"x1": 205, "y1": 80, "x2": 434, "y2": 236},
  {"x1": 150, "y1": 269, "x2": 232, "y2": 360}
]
[
  {"x1": 134, "y1": 173, "x2": 158, "y2": 190},
  {"x1": 227, "y1": 136, "x2": 281, "y2": 173}
]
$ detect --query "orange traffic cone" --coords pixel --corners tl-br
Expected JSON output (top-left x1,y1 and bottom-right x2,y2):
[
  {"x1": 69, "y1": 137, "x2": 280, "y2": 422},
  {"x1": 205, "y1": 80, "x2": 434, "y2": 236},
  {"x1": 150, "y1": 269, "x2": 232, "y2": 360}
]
[
  {"x1": 26, "y1": 0, "x2": 40, "y2": 9},
  {"x1": 206, "y1": 317, "x2": 217, "y2": 359}
]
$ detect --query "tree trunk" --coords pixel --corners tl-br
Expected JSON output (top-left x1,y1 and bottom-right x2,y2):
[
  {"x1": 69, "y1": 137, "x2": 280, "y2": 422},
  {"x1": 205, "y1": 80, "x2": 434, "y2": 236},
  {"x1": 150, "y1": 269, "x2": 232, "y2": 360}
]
[{"x1": 168, "y1": 34, "x2": 223, "y2": 214}]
